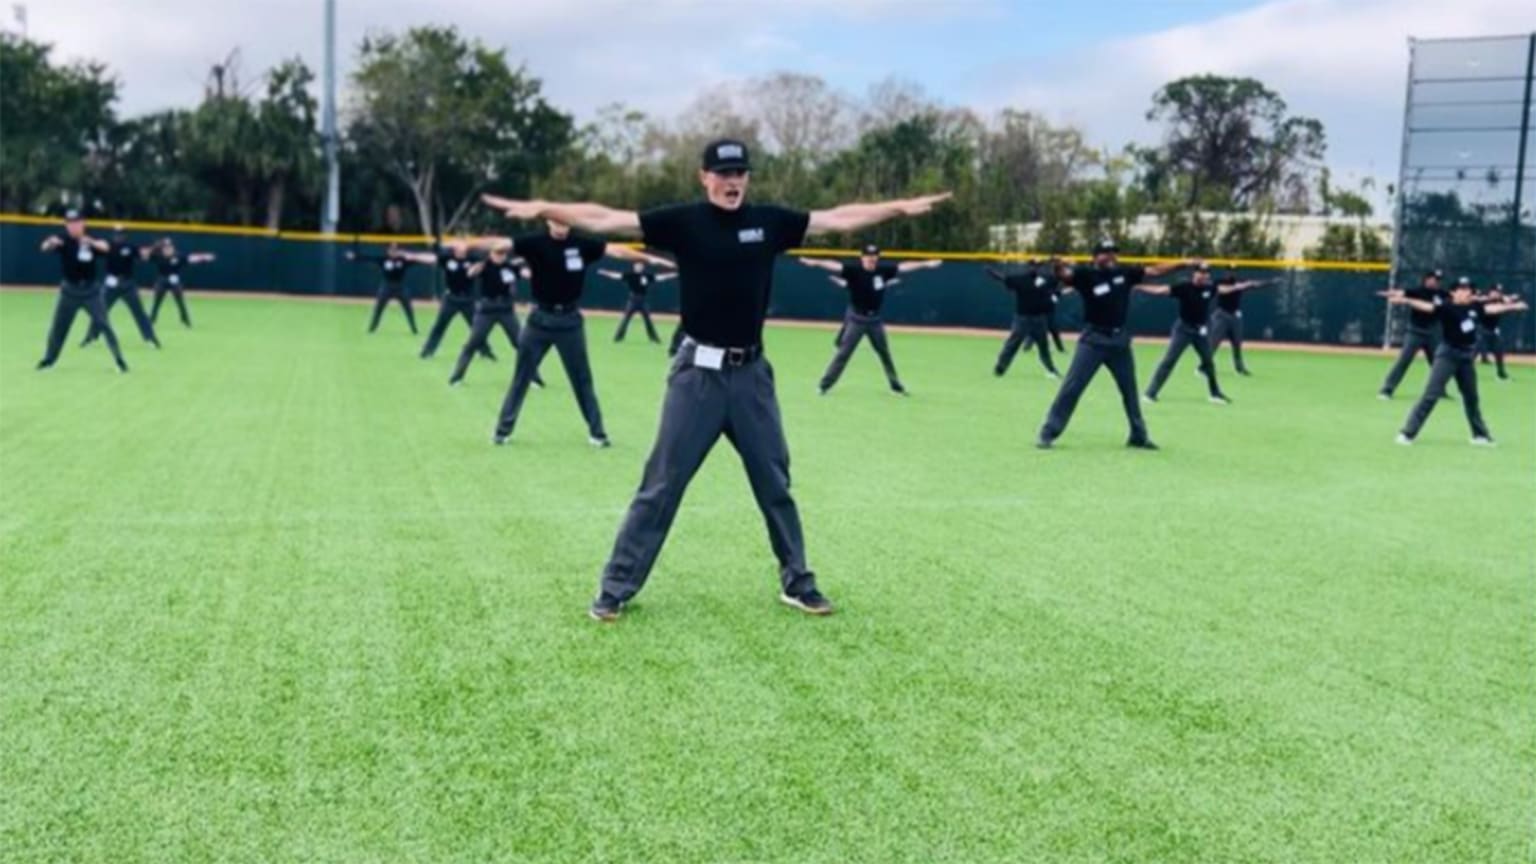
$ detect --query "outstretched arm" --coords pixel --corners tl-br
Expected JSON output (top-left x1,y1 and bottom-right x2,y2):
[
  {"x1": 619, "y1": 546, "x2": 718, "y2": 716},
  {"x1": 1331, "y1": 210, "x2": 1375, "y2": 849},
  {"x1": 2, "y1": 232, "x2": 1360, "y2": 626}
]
[
  {"x1": 655, "y1": 273, "x2": 678, "y2": 283},
  {"x1": 467, "y1": 260, "x2": 488, "y2": 278},
  {"x1": 188, "y1": 252, "x2": 216, "y2": 264},
  {"x1": 1143, "y1": 258, "x2": 1196, "y2": 278},
  {"x1": 40, "y1": 236, "x2": 62, "y2": 252},
  {"x1": 1388, "y1": 295, "x2": 1436, "y2": 313},
  {"x1": 798, "y1": 257, "x2": 844, "y2": 273},
  {"x1": 896, "y1": 259, "x2": 943, "y2": 273},
  {"x1": 806, "y1": 192, "x2": 951, "y2": 236},
  {"x1": 984, "y1": 266, "x2": 1008, "y2": 283},
  {"x1": 1135, "y1": 283, "x2": 1172, "y2": 296},
  {"x1": 827, "y1": 276, "x2": 848, "y2": 288},
  {"x1": 482, "y1": 195, "x2": 641, "y2": 236},
  {"x1": 396, "y1": 250, "x2": 439, "y2": 265},
  {"x1": 1485, "y1": 300, "x2": 1529, "y2": 315},
  {"x1": 595, "y1": 269, "x2": 623, "y2": 280},
  {"x1": 604, "y1": 243, "x2": 671, "y2": 268}
]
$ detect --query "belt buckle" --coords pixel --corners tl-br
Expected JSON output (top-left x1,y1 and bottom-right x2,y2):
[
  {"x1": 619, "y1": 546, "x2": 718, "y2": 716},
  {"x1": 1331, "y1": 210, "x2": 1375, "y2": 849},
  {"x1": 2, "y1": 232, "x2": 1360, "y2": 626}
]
[{"x1": 725, "y1": 347, "x2": 747, "y2": 366}]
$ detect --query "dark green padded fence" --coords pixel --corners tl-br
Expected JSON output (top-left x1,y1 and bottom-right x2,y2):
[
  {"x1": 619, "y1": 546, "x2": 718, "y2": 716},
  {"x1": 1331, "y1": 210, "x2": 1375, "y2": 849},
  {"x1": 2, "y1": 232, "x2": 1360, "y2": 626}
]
[{"x1": 4, "y1": 219, "x2": 1531, "y2": 351}]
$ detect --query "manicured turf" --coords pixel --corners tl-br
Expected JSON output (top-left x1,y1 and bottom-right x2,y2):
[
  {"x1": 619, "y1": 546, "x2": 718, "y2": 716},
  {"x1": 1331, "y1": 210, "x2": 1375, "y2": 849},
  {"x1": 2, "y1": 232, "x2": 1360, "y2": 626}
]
[{"x1": 1, "y1": 288, "x2": 1533, "y2": 863}]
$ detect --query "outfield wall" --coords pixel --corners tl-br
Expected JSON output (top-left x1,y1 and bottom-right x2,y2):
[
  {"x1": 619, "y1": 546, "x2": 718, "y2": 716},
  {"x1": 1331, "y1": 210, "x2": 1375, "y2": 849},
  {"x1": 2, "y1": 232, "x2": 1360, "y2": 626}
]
[{"x1": 3, "y1": 214, "x2": 1531, "y2": 351}]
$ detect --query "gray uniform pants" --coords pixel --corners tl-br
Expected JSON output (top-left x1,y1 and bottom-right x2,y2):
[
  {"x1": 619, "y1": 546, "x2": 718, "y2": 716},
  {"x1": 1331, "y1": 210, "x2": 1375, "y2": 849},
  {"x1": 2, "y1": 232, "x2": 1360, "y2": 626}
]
[
  {"x1": 420, "y1": 296, "x2": 480, "y2": 358},
  {"x1": 1379, "y1": 325, "x2": 1437, "y2": 395},
  {"x1": 150, "y1": 277, "x2": 191, "y2": 327},
  {"x1": 1038, "y1": 328, "x2": 1150, "y2": 445},
  {"x1": 1477, "y1": 328, "x2": 1507, "y2": 379},
  {"x1": 450, "y1": 302, "x2": 541, "y2": 385},
  {"x1": 84, "y1": 279, "x2": 158, "y2": 345},
  {"x1": 41, "y1": 282, "x2": 126, "y2": 369},
  {"x1": 495, "y1": 308, "x2": 605, "y2": 440},
  {"x1": 1209, "y1": 309, "x2": 1248, "y2": 373},
  {"x1": 599, "y1": 340, "x2": 815, "y2": 602},
  {"x1": 615, "y1": 294, "x2": 660, "y2": 342},
  {"x1": 820, "y1": 312, "x2": 902, "y2": 391},
  {"x1": 368, "y1": 282, "x2": 417, "y2": 334},
  {"x1": 1401, "y1": 346, "x2": 1489, "y2": 439},
  {"x1": 1146, "y1": 321, "x2": 1224, "y2": 399},
  {"x1": 995, "y1": 314, "x2": 1058, "y2": 375}
]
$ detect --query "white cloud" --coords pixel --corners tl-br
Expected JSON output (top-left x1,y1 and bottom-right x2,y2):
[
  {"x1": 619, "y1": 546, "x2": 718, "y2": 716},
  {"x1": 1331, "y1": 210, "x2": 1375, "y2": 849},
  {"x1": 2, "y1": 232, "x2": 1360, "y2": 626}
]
[{"x1": 973, "y1": 0, "x2": 1534, "y2": 204}]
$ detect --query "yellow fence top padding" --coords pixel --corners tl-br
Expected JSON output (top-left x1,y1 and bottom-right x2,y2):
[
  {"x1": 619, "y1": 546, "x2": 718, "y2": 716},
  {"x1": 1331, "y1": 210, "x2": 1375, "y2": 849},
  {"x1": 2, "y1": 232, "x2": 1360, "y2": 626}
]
[{"x1": 1, "y1": 213, "x2": 1391, "y2": 272}]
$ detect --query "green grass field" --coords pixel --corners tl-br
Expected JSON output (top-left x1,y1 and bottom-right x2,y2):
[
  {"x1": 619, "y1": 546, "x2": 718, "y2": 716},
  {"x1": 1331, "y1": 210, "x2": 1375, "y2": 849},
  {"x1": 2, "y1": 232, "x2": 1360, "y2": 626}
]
[{"x1": 1, "y1": 288, "x2": 1533, "y2": 863}]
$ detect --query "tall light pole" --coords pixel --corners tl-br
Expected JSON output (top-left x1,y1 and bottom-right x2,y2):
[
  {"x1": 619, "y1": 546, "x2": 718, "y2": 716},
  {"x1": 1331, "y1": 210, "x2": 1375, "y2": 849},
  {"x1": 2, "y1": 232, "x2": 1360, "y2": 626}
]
[{"x1": 322, "y1": 0, "x2": 340, "y2": 234}]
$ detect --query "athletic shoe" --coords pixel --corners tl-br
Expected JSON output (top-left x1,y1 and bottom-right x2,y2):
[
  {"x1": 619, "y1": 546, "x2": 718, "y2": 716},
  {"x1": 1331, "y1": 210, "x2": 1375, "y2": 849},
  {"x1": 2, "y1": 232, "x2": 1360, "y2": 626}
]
[
  {"x1": 1141, "y1": 393, "x2": 1158, "y2": 404},
  {"x1": 1045, "y1": 371, "x2": 1060, "y2": 380},
  {"x1": 1395, "y1": 433, "x2": 1413, "y2": 446},
  {"x1": 817, "y1": 387, "x2": 829, "y2": 396},
  {"x1": 779, "y1": 588, "x2": 834, "y2": 616},
  {"x1": 1035, "y1": 437, "x2": 1054, "y2": 450},
  {"x1": 1471, "y1": 436, "x2": 1497, "y2": 447},
  {"x1": 151, "y1": 339, "x2": 163, "y2": 349},
  {"x1": 532, "y1": 379, "x2": 545, "y2": 389},
  {"x1": 1209, "y1": 394, "x2": 1232, "y2": 405},
  {"x1": 589, "y1": 594, "x2": 624, "y2": 622},
  {"x1": 588, "y1": 436, "x2": 612, "y2": 449},
  {"x1": 1377, "y1": 391, "x2": 1392, "y2": 401},
  {"x1": 35, "y1": 360, "x2": 52, "y2": 371},
  {"x1": 890, "y1": 383, "x2": 909, "y2": 397},
  {"x1": 1127, "y1": 439, "x2": 1160, "y2": 451},
  {"x1": 1237, "y1": 369, "x2": 1253, "y2": 377},
  {"x1": 448, "y1": 377, "x2": 463, "y2": 387},
  {"x1": 993, "y1": 367, "x2": 1006, "y2": 377},
  {"x1": 493, "y1": 432, "x2": 509, "y2": 446},
  {"x1": 116, "y1": 359, "x2": 129, "y2": 374}
]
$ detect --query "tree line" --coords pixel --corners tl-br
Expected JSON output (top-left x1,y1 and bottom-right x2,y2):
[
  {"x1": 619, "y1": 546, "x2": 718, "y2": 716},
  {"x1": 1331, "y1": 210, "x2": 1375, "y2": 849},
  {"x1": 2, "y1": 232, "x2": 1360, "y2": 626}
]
[{"x1": 3, "y1": 26, "x2": 1396, "y2": 259}]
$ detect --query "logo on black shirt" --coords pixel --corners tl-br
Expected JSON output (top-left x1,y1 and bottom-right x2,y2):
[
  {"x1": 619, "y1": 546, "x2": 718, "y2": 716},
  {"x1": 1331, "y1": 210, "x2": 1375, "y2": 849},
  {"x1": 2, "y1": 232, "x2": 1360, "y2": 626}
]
[{"x1": 737, "y1": 228, "x2": 765, "y2": 244}]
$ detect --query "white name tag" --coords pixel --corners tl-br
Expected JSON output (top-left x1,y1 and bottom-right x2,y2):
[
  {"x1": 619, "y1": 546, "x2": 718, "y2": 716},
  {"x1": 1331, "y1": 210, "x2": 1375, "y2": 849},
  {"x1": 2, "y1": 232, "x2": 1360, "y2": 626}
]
[
  {"x1": 1236, "y1": 311, "x2": 1243, "y2": 318},
  {"x1": 1035, "y1": 277, "x2": 1045, "y2": 287},
  {"x1": 169, "y1": 274, "x2": 181, "y2": 285},
  {"x1": 447, "y1": 261, "x2": 459, "y2": 271},
  {"x1": 501, "y1": 270, "x2": 515, "y2": 283},
  {"x1": 873, "y1": 277, "x2": 885, "y2": 291},
  {"x1": 77, "y1": 248, "x2": 93, "y2": 262},
  {"x1": 738, "y1": 228, "x2": 765, "y2": 244},
  {"x1": 1092, "y1": 283, "x2": 1110, "y2": 297},
  {"x1": 693, "y1": 346, "x2": 724, "y2": 370},
  {"x1": 1199, "y1": 325, "x2": 1209, "y2": 336},
  {"x1": 1460, "y1": 319, "x2": 1475, "y2": 333},
  {"x1": 104, "y1": 275, "x2": 119, "y2": 288}
]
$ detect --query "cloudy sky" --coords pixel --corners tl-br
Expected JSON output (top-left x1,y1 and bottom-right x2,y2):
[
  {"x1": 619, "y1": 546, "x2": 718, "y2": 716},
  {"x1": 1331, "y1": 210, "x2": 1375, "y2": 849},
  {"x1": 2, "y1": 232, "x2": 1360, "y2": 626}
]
[{"x1": 20, "y1": 0, "x2": 1535, "y2": 209}]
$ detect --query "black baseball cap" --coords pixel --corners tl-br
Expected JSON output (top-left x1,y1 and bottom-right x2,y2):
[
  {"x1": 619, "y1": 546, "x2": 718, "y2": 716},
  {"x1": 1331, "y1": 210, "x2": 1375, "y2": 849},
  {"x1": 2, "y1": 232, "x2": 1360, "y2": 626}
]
[
  {"x1": 1424, "y1": 269, "x2": 1444, "y2": 280},
  {"x1": 1194, "y1": 262, "x2": 1211, "y2": 273},
  {"x1": 861, "y1": 244, "x2": 880, "y2": 256},
  {"x1": 64, "y1": 208, "x2": 83, "y2": 222},
  {"x1": 702, "y1": 139, "x2": 751, "y2": 173},
  {"x1": 1454, "y1": 276, "x2": 1473, "y2": 287},
  {"x1": 1093, "y1": 238, "x2": 1118, "y2": 255}
]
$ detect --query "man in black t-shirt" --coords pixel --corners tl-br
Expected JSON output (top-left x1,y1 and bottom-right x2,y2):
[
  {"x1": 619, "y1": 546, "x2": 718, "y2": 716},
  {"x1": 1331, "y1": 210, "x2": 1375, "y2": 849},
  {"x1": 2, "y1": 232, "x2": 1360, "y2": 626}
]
[
  {"x1": 37, "y1": 210, "x2": 129, "y2": 372},
  {"x1": 1378, "y1": 270, "x2": 1446, "y2": 398},
  {"x1": 985, "y1": 258, "x2": 1068, "y2": 378},
  {"x1": 146, "y1": 238, "x2": 215, "y2": 328},
  {"x1": 1475, "y1": 283, "x2": 1522, "y2": 381},
  {"x1": 597, "y1": 261, "x2": 678, "y2": 343},
  {"x1": 82, "y1": 226, "x2": 160, "y2": 349},
  {"x1": 800, "y1": 244, "x2": 942, "y2": 395},
  {"x1": 348, "y1": 243, "x2": 421, "y2": 335},
  {"x1": 400, "y1": 240, "x2": 496, "y2": 360},
  {"x1": 1036, "y1": 239, "x2": 1194, "y2": 449},
  {"x1": 1387, "y1": 280, "x2": 1526, "y2": 445},
  {"x1": 486, "y1": 220, "x2": 666, "y2": 446},
  {"x1": 484, "y1": 138, "x2": 949, "y2": 621},
  {"x1": 1207, "y1": 272, "x2": 1273, "y2": 375},
  {"x1": 1140, "y1": 265, "x2": 1262, "y2": 404},
  {"x1": 447, "y1": 243, "x2": 547, "y2": 387}
]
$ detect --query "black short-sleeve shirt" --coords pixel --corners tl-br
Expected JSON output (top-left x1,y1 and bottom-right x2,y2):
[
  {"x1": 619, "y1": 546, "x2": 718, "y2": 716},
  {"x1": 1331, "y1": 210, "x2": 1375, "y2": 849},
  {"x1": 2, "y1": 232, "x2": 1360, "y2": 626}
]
[
  {"x1": 622, "y1": 272, "x2": 655, "y2": 296},
  {"x1": 1476, "y1": 299, "x2": 1503, "y2": 329},
  {"x1": 1069, "y1": 265, "x2": 1146, "y2": 330},
  {"x1": 639, "y1": 201, "x2": 810, "y2": 347},
  {"x1": 105, "y1": 242, "x2": 139, "y2": 279},
  {"x1": 1436, "y1": 302, "x2": 1481, "y2": 349},
  {"x1": 1170, "y1": 281, "x2": 1216, "y2": 327},
  {"x1": 841, "y1": 262, "x2": 900, "y2": 315},
  {"x1": 1405, "y1": 286, "x2": 1445, "y2": 329},
  {"x1": 1216, "y1": 285, "x2": 1244, "y2": 313},
  {"x1": 1003, "y1": 271, "x2": 1057, "y2": 316},
  {"x1": 514, "y1": 233, "x2": 608, "y2": 306},
  {"x1": 155, "y1": 254, "x2": 186, "y2": 281},
  {"x1": 437, "y1": 251, "x2": 476, "y2": 297},
  {"x1": 478, "y1": 259, "x2": 520, "y2": 302},
  {"x1": 52, "y1": 237, "x2": 100, "y2": 283},
  {"x1": 379, "y1": 256, "x2": 410, "y2": 283}
]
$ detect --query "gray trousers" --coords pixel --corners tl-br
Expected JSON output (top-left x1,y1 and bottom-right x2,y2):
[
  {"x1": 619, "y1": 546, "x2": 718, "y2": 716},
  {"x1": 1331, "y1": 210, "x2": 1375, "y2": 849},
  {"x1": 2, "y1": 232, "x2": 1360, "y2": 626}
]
[
  {"x1": 820, "y1": 312, "x2": 902, "y2": 391},
  {"x1": 1146, "y1": 321, "x2": 1224, "y2": 399},
  {"x1": 368, "y1": 282, "x2": 417, "y2": 334},
  {"x1": 1038, "y1": 328, "x2": 1150, "y2": 445},
  {"x1": 1380, "y1": 325, "x2": 1437, "y2": 395},
  {"x1": 1401, "y1": 346, "x2": 1489, "y2": 439},
  {"x1": 85, "y1": 280, "x2": 157, "y2": 345},
  {"x1": 1477, "y1": 328, "x2": 1507, "y2": 379},
  {"x1": 450, "y1": 302, "x2": 540, "y2": 385},
  {"x1": 494, "y1": 309, "x2": 605, "y2": 439},
  {"x1": 1209, "y1": 309, "x2": 1248, "y2": 373},
  {"x1": 42, "y1": 283, "x2": 126, "y2": 369},
  {"x1": 995, "y1": 314, "x2": 1058, "y2": 375},
  {"x1": 420, "y1": 296, "x2": 480, "y2": 358},
  {"x1": 150, "y1": 277, "x2": 191, "y2": 327},
  {"x1": 615, "y1": 294, "x2": 660, "y2": 342},
  {"x1": 599, "y1": 341, "x2": 815, "y2": 602}
]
